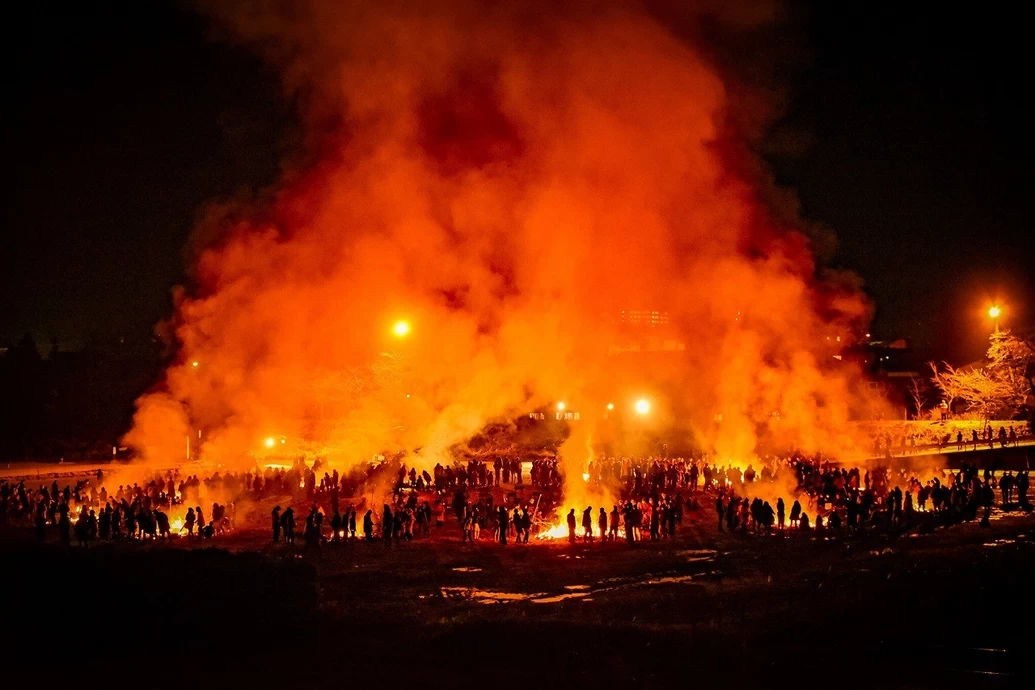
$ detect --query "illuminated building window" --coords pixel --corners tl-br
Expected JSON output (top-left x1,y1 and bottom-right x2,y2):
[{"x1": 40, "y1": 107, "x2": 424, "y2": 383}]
[{"x1": 620, "y1": 310, "x2": 669, "y2": 327}]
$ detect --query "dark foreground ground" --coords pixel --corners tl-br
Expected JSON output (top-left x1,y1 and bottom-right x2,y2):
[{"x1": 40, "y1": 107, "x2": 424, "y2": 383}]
[{"x1": 3, "y1": 513, "x2": 1034, "y2": 688}]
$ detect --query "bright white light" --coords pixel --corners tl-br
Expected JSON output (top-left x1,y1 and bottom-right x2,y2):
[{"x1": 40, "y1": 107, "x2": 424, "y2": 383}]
[
  {"x1": 635, "y1": 399, "x2": 650, "y2": 415},
  {"x1": 264, "y1": 437, "x2": 275, "y2": 449},
  {"x1": 556, "y1": 402, "x2": 566, "y2": 411},
  {"x1": 606, "y1": 403, "x2": 614, "y2": 410},
  {"x1": 392, "y1": 320, "x2": 411, "y2": 337},
  {"x1": 988, "y1": 306, "x2": 1001, "y2": 319},
  {"x1": 191, "y1": 361, "x2": 199, "y2": 368}
]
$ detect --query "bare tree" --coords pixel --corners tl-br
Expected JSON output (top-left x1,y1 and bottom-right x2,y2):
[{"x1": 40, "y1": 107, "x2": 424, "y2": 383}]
[{"x1": 906, "y1": 376, "x2": 928, "y2": 419}]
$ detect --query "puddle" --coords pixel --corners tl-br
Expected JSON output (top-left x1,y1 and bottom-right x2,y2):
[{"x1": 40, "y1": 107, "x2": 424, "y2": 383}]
[
  {"x1": 432, "y1": 569, "x2": 706, "y2": 605},
  {"x1": 676, "y1": 549, "x2": 717, "y2": 563},
  {"x1": 532, "y1": 592, "x2": 591, "y2": 604},
  {"x1": 450, "y1": 567, "x2": 483, "y2": 573},
  {"x1": 439, "y1": 587, "x2": 546, "y2": 603},
  {"x1": 643, "y1": 575, "x2": 696, "y2": 585}
]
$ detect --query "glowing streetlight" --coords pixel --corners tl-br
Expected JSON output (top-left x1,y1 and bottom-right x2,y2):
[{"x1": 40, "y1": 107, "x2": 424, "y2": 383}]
[
  {"x1": 264, "y1": 437, "x2": 275, "y2": 449},
  {"x1": 606, "y1": 403, "x2": 614, "y2": 411},
  {"x1": 635, "y1": 398, "x2": 650, "y2": 415},
  {"x1": 988, "y1": 305, "x2": 1002, "y2": 332},
  {"x1": 191, "y1": 361, "x2": 199, "y2": 368},
  {"x1": 392, "y1": 320, "x2": 411, "y2": 337},
  {"x1": 556, "y1": 401, "x2": 566, "y2": 411}
]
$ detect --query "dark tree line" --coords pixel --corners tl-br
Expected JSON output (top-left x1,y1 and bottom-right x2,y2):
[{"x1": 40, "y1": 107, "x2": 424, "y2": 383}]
[{"x1": 0, "y1": 333, "x2": 163, "y2": 462}]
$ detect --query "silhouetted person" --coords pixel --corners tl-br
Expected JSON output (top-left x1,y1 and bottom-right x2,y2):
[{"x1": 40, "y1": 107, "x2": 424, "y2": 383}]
[
  {"x1": 271, "y1": 506, "x2": 281, "y2": 542},
  {"x1": 282, "y1": 507, "x2": 295, "y2": 544},
  {"x1": 331, "y1": 510, "x2": 342, "y2": 542},
  {"x1": 363, "y1": 510, "x2": 374, "y2": 540},
  {"x1": 498, "y1": 505, "x2": 509, "y2": 545},
  {"x1": 155, "y1": 510, "x2": 170, "y2": 539},
  {"x1": 382, "y1": 505, "x2": 393, "y2": 545},
  {"x1": 566, "y1": 508, "x2": 577, "y2": 544}
]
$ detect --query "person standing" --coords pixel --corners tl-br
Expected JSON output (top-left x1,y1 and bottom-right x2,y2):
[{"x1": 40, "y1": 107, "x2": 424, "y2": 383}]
[
  {"x1": 282, "y1": 507, "x2": 295, "y2": 544},
  {"x1": 330, "y1": 510, "x2": 342, "y2": 543},
  {"x1": 566, "y1": 508, "x2": 577, "y2": 544},
  {"x1": 363, "y1": 510, "x2": 374, "y2": 540},
  {"x1": 498, "y1": 505, "x2": 509, "y2": 545},
  {"x1": 382, "y1": 505, "x2": 393, "y2": 546},
  {"x1": 582, "y1": 506, "x2": 594, "y2": 542},
  {"x1": 598, "y1": 507, "x2": 608, "y2": 542}
]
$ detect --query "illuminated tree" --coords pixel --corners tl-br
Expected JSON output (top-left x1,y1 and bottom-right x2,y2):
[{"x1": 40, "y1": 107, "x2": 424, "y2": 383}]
[
  {"x1": 928, "y1": 362, "x2": 968, "y2": 415},
  {"x1": 986, "y1": 329, "x2": 1035, "y2": 411},
  {"x1": 929, "y1": 330, "x2": 1035, "y2": 422}
]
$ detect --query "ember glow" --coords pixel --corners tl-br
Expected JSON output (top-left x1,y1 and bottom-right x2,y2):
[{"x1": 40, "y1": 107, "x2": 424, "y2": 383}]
[{"x1": 124, "y1": 0, "x2": 878, "y2": 477}]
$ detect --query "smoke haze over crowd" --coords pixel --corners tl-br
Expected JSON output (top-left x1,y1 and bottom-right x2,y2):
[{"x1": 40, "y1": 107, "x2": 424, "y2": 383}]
[{"x1": 125, "y1": 0, "x2": 878, "y2": 473}]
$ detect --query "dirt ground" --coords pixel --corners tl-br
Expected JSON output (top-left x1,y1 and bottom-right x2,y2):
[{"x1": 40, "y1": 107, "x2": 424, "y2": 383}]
[{"x1": 3, "y1": 507, "x2": 1034, "y2": 687}]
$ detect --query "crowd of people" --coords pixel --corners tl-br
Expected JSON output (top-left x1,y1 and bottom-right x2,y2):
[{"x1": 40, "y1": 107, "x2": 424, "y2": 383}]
[
  {"x1": 869, "y1": 423, "x2": 1027, "y2": 457},
  {"x1": 2, "y1": 440, "x2": 1032, "y2": 549}
]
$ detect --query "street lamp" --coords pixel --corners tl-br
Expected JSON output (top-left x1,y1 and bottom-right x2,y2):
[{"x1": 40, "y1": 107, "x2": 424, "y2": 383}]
[
  {"x1": 556, "y1": 402, "x2": 566, "y2": 411},
  {"x1": 392, "y1": 320, "x2": 411, "y2": 337},
  {"x1": 988, "y1": 305, "x2": 1002, "y2": 332},
  {"x1": 635, "y1": 398, "x2": 650, "y2": 415}
]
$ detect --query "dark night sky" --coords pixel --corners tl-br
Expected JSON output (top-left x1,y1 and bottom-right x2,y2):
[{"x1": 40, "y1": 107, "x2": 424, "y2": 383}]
[{"x1": 4, "y1": 1, "x2": 1033, "y2": 363}]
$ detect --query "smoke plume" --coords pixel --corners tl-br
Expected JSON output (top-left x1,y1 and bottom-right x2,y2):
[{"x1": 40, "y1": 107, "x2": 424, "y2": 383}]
[{"x1": 125, "y1": 0, "x2": 876, "y2": 473}]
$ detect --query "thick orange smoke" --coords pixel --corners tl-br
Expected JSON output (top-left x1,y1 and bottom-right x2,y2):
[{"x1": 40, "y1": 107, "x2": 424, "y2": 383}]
[{"x1": 125, "y1": 0, "x2": 876, "y2": 474}]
